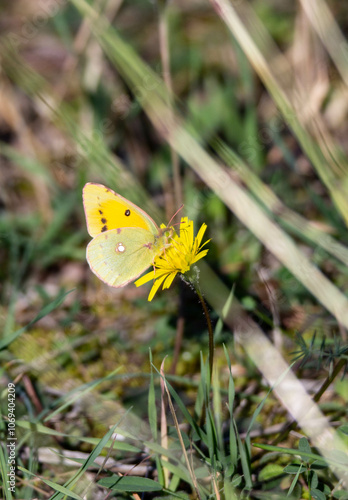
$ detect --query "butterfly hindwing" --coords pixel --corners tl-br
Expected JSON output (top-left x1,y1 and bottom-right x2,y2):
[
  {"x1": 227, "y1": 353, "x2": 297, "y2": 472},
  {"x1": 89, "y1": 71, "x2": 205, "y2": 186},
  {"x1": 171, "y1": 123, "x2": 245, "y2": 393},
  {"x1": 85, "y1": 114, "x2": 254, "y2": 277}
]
[{"x1": 86, "y1": 227, "x2": 160, "y2": 287}]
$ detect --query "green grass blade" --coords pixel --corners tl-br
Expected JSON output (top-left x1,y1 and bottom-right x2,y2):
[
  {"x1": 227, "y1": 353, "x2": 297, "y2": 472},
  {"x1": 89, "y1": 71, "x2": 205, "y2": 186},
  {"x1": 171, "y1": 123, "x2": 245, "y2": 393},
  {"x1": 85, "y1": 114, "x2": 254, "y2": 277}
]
[
  {"x1": 253, "y1": 443, "x2": 348, "y2": 470},
  {"x1": 49, "y1": 415, "x2": 128, "y2": 499},
  {"x1": 17, "y1": 467, "x2": 84, "y2": 500},
  {"x1": 0, "y1": 289, "x2": 74, "y2": 351},
  {"x1": 148, "y1": 349, "x2": 157, "y2": 440},
  {"x1": 234, "y1": 421, "x2": 252, "y2": 490},
  {"x1": 215, "y1": 139, "x2": 348, "y2": 267},
  {"x1": 224, "y1": 346, "x2": 238, "y2": 470},
  {"x1": 98, "y1": 475, "x2": 162, "y2": 492},
  {"x1": 211, "y1": 0, "x2": 348, "y2": 225},
  {"x1": 0, "y1": 442, "x2": 14, "y2": 500}
]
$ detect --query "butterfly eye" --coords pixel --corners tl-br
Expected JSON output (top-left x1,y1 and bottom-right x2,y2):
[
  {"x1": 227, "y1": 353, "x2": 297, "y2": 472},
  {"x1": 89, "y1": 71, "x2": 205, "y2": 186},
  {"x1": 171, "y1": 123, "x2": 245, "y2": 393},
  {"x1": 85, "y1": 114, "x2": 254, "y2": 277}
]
[
  {"x1": 116, "y1": 242, "x2": 126, "y2": 253},
  {"x1": 125, "y1": 209, "x2": 131, "y2": 216}
]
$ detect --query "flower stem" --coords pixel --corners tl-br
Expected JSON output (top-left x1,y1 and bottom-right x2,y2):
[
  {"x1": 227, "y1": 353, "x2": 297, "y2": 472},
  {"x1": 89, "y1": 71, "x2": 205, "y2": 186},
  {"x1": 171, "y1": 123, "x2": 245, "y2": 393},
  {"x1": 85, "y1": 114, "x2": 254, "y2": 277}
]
[{"x1": 196, "y1": 286, "x2": 214, "y2": 380}]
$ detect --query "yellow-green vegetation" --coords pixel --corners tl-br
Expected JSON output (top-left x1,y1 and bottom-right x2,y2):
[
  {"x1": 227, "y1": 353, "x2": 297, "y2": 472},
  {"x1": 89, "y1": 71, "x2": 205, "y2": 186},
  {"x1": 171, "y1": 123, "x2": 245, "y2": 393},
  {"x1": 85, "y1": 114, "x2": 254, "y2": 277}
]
[{"x1": 0, "y1": 1, "x2": 348, "y2": 499}]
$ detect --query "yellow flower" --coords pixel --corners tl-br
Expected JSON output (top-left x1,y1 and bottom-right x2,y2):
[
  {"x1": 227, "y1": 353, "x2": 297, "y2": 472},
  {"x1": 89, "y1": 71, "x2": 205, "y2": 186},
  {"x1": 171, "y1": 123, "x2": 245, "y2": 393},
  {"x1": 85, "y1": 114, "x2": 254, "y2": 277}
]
[{"x1": 135, "y1": 217, "x2": 210, "y2": 301}]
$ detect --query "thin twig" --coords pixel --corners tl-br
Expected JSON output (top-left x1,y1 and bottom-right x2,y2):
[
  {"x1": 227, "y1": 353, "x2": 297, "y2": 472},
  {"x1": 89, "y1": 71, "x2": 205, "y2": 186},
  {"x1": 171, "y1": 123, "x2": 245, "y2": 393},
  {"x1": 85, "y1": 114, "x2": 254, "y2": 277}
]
[{"x1": 161, "y1": 359, "x2": 202, "y2": 499}]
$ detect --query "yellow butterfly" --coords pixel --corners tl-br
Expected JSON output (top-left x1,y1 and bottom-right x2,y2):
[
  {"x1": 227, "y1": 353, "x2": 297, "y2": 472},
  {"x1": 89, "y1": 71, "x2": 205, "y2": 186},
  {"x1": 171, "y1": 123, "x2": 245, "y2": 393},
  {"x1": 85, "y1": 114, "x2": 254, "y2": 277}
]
[{"x1": 83, "y1": 183, "x2": 172, "y2": 287}]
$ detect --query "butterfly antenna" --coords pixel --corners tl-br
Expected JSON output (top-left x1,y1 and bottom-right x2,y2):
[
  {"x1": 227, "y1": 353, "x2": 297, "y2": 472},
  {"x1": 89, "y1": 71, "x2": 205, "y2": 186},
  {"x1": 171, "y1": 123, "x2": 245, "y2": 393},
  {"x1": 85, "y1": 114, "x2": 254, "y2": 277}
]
[{"x1": 168, "y1": 204, "x2": 184, "y2": 227}]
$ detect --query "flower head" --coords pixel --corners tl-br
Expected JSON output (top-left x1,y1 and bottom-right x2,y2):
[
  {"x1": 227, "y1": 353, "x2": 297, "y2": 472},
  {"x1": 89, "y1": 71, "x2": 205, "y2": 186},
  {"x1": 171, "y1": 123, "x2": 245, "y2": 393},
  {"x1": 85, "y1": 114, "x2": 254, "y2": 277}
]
[{"x1": 135, "y1": 217, "x2": 210, "y2": 301}]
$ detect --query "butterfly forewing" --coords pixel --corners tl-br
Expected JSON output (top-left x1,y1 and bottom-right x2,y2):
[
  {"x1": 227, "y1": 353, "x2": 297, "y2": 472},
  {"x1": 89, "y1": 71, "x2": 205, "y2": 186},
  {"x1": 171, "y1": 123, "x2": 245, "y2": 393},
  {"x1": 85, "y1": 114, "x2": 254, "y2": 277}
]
[{"x1": 83, "y1": 183, "x2": 158, "y2": 238}]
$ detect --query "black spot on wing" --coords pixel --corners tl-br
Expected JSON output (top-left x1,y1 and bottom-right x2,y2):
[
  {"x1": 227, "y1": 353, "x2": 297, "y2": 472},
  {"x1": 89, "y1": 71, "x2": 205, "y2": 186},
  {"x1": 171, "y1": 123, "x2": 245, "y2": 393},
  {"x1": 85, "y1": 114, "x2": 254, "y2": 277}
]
[
  {"x1": 101, "y1": 218, "x2": 107, "y2": 224},
  {"x1": 99, "y1": 209, "x2": 103, "y2": 214},
  {"x1": 101, "y1": 225, "x2": 108, "y2": 232}
]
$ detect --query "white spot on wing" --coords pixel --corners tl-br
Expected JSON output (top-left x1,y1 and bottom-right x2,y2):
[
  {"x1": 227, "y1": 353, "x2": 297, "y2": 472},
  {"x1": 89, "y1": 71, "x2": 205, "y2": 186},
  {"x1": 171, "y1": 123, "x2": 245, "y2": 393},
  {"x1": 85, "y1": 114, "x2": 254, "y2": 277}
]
[{"x1": 116, "y1": 242, "x2": 126, "y2": 253}]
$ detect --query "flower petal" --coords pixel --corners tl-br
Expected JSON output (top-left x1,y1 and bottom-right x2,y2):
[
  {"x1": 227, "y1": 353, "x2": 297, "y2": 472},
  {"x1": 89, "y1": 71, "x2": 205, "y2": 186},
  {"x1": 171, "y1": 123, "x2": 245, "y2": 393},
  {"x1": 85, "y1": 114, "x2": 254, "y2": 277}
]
[
  {"x1": 148, "y1": 273, "x2": 167, "y2": 301},
  {"x1": 191, "y1": 249, "x2": 209, "y2": 264},
  {"x1": 162, "y1": 271, "x2": 178, "y2": 289},
  {"x1": 136, "y1": 217, "x2": 210, "y2": 301},
  {"x1": 195, "y1": 223, "x2": 207, "y2": 247},
  {"x1": 135, "y1": 270, "x2": 155, "y2": 286}
]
